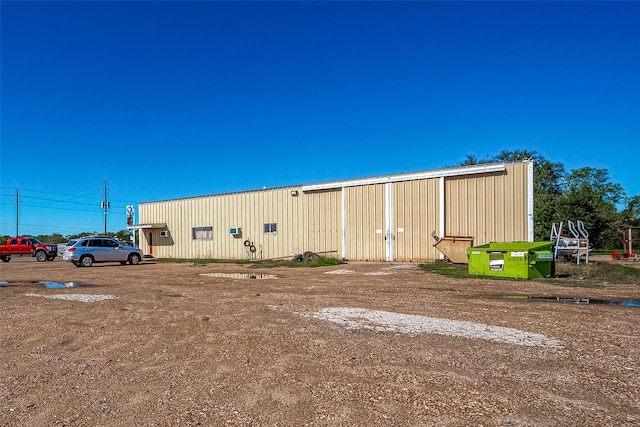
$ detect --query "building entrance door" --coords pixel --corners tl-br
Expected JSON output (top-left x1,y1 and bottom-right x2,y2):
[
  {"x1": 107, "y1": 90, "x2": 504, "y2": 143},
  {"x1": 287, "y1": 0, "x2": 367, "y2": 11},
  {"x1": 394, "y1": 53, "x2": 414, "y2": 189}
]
[{"x1": 148, "y1": 231, "x2": 156, "y2": 257}]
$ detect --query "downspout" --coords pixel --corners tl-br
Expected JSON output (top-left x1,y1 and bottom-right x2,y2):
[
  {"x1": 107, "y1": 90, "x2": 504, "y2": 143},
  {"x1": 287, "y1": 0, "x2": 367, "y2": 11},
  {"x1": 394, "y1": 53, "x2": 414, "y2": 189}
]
[
  {"x1": 385, "y1": 182, "x2": 394, "y2": 261},
  {"x1": 439, "y1": 176, "x2": 445, "y2": 259},
  {"x1": 527, "y1": 160, "x2": 535, "y2": 241},
  {"x1": 342, "y1": 187, "x2": 347, "y2": 260}
]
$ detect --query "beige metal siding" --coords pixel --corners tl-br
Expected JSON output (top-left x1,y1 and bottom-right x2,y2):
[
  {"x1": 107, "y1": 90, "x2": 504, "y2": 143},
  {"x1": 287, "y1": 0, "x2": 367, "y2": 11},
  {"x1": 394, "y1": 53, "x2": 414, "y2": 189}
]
[
  {"x1": 138, "y1": 187, "x2": 342, "y2": 260},
  {"x1": 345, "y1": 184, "x2": 385, "y2": 261},
  {"x1": 303, "y1": 189, "x2": 341, "y2": 257},
  {"x1": 445, "y1": 163, "x2": 528, "y2": 245},
  {"x1": 393, "y1": 178, "x2": 440, "y2": 261},
  {"x1": 137, "y1": 161, "x2": 531, "y2": 261}
]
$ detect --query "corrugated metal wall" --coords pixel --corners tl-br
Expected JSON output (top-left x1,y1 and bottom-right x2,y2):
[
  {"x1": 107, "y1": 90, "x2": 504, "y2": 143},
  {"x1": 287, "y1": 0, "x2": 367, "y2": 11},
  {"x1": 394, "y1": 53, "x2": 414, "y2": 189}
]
[
  {"x1": 303, "y1": 189, "x2": 342, "y2": 256},
  {"x1": 137, "y1": 161, "x2": 531, "y2": 261},
  {"x1": 393, "y1": 178, "x2": 440, "y2": 261},
  {"x1": 445, "y1": 163, "x2": 528, "y2": 244},
  {"x1": 138, "y1": 187, "x2": 342, "y2": 260},
  {"x1": 345, "y1": 184, "x2": 386, "y2": 261}
]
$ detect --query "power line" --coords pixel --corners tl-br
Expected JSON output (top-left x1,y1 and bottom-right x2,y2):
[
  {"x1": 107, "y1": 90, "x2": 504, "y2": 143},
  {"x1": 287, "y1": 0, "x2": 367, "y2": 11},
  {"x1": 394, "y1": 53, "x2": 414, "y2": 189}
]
[
  {"x1": 0, "y1": 201, "x2": 125, "y2": 214},
  {"x1": 9, "y1": 189, "x2": 22, "y2": 236},
  {"x1": 0, "y1": 184, "x2": 103, "y2": 201},
  {"x1": 0, "y1": 222, "x2": 101, "y2": 231},
  {"x1": 1, "y1": 188, "x2": 135, "y2": 207},
  {"x1": 0, "y1": 181, "x2": 132, "y2": 235},
  {"x1": 9, "y1": 195, "x2": 98, "y2": 207}
]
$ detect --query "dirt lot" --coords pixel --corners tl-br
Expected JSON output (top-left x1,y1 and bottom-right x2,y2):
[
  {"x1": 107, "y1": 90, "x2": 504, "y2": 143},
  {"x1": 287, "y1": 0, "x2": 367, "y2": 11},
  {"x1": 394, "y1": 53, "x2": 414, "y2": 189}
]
[{"x1": 1, "y1": 256, "x2": 639, "y2": 426}]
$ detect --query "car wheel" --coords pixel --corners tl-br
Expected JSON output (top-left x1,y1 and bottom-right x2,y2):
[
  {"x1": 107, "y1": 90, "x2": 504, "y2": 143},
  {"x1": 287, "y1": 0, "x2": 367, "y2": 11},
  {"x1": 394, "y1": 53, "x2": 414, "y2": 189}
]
[
  {"x1": 0, "y1": 255, "x2": 11, "y2": 262},
  {"x1": 128, "y1": 253, "x2": 141, "y2": 265},
  {"x1": 35, "y1": 251, "x2": 47, "y2": 262},
  {"x1": 47, "y1": 256, "x2": 56, "y2": 261},
  {"x1": 80, "y1": 255, "x2": 94, "y2": 267}
]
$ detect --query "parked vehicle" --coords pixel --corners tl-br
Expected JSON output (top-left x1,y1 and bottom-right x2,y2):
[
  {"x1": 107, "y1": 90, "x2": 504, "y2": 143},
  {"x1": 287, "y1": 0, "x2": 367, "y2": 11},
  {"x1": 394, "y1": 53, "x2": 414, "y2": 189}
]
[
  {"x1": 58, "y1": 239, "x2": 79, "y2": 257},
  {"x1": 0, "y1": 237, "x2": 58, "y2": 262},
  {"x1": 63, "y1": 236, "x2": 143, "y2": 267}
]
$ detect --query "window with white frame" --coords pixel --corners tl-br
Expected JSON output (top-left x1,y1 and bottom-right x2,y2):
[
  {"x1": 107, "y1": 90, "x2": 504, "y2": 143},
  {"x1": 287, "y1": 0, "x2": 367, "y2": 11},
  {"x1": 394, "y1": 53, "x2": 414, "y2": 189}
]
[
  {"x1": 263, "y1": 223, "x2": 277, "y2": 234},
  {"x1": 192, "y1": 226, "x2": 213, "y2": 240}
]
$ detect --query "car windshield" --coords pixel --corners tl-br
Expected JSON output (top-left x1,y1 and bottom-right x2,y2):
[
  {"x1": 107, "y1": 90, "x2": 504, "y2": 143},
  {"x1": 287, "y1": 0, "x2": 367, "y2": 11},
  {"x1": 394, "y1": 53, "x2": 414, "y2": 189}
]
[{"x1": 29, "y1": 238, "x2": 42, "y2": 244}]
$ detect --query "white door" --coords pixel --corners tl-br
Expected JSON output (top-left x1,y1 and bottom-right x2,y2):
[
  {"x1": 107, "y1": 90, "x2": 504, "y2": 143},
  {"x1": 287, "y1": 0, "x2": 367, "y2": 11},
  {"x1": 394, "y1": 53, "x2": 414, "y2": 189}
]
[{"x1": 385, "y1": 183, "x2": 394, "y2": 261}]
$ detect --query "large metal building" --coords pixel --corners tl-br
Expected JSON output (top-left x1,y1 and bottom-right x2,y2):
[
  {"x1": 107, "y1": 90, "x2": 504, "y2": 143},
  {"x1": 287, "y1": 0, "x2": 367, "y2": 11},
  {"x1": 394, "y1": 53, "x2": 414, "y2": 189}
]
[{"x1": 131, "y1": 160, "x2": 534, "y2": 261}]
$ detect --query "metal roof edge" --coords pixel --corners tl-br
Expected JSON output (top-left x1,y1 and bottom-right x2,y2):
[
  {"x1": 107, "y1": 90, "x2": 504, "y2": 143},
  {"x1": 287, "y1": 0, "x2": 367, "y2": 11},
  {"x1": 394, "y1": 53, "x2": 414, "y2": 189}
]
[
  {"x1": 127, "y1": 223, "x2": 168, "y2": 229},
  {"x1": 139, "y1": 185, "x2": 301, "y2": 205},
  {"x1": 137, "y1": 160, "x2": 531, "y2": 204},
  {"x1": 300, "y1": 162, "x2": 509, "y2": 192}
]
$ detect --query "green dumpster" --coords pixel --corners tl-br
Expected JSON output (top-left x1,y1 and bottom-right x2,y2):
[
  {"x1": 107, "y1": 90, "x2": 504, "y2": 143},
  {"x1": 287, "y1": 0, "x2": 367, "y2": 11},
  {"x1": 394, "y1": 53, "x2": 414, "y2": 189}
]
[{"x1": 467, "y1": 242, "x2": 555, "y2": 279}]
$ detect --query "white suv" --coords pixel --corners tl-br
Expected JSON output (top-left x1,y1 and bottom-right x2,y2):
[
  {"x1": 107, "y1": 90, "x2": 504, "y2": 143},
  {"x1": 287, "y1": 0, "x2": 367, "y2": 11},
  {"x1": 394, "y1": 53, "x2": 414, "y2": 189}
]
[{"x1": 63, "y1": 237, "x2": 143, "y2": 267}]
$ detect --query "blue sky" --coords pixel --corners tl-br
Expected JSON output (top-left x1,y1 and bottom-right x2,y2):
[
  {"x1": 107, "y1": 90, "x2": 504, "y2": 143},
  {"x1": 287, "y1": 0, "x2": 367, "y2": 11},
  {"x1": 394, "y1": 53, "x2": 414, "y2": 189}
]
[{"x1": 1, "y1": 1, "x2": 639, "y2": 237}]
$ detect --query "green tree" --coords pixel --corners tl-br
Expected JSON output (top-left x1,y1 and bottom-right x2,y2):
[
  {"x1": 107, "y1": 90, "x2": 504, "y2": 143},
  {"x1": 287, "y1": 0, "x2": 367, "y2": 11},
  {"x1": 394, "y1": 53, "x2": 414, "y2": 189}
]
[
  {"x1": 34, "y1": 233, "x2": 66, "y2": 244},
  {"x1": 530, "y1": 157, "x2": 566, "y2": 241},
  {"x1": 555, "y1": 167, "x2": 626, "y2": 249},
  {"x1": 114, "y1": 229, "x2": 133, "y2": 242},
  {"x1": 621, "y1": 195, "x2": 640, "y2": 226}
]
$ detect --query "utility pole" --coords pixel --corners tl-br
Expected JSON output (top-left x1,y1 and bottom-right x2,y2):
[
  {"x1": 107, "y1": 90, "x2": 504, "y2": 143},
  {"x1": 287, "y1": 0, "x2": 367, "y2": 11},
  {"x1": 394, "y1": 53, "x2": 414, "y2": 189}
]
[
  {"x1": 10, "y1": 189, "x2": 22, "y2": 236},
  {"x1": 101, "y1": 180, "x2": 110, "y2": 234}
]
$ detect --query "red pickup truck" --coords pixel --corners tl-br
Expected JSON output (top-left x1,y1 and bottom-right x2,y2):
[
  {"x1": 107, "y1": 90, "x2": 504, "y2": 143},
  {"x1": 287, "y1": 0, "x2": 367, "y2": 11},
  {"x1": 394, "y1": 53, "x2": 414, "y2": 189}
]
[{"x1": 0, "y1": 237, "x2": 58, "y2": 262}]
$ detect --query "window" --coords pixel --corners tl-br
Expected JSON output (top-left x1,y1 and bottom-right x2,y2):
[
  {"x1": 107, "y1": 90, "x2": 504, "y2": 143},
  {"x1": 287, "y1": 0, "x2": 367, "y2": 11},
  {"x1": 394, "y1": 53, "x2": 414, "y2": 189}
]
[
  {"x1": 264, "y1": 223, "x2": 277, "y2": 234},
  {"x1": 192, "y1": 226, "x2": 213, "y2": 240},
  {"x1": 160, "y1": 231, "x2": 170, "y2": 238},
  {"x1": 103, "y1": 239, "x2": 119, "y2": 248}
]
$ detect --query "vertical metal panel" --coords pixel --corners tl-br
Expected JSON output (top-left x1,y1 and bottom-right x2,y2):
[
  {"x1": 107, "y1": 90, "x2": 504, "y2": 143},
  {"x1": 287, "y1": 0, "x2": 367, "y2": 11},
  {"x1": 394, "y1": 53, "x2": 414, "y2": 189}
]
[
  {"x1": 303, "y1": 189, "x2": 341, "y2": 257},
  {"x1": 392, "y1": 178, "x2": 440, "y2": 261},
  {"x1": 445, "y1": 162, "x2": 528, "y2": 245},
  {"x1": 345, "y1": 184, "x2": 385, "y2": 261}
]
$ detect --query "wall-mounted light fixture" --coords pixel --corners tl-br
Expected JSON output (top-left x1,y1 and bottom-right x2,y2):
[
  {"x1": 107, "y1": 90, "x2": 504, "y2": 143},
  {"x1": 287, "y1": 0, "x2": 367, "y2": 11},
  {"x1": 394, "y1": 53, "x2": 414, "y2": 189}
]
[{"x1": 291, "y1": 190, "x2": 299, "y2": 196}]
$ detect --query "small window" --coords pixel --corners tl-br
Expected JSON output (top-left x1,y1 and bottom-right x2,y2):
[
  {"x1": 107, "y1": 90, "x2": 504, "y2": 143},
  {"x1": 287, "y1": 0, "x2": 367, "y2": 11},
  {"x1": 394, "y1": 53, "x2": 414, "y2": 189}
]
[
  {"x1": 10, "y1": 239, "x2": 17, "y2": 245},
  {"x1": 264, "y1": 223, "x2": 277, "y2": 234},
  {"x1": 192, "y1": 226, "x2": 213, "y2": 240},
  {"x1": 160, "y1": 231, "x2": 170, "y2": 238},
  {"x1": 88, "y1": 239, "x2": 104, "y2": 247}
]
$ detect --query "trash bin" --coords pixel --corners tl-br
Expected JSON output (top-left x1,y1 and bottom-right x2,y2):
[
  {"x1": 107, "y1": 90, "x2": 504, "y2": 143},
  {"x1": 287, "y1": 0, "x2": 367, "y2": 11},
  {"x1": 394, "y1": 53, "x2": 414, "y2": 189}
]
[
  {"x1": 432, "y1": 235, "x2": 474, "y2": 264},
  {"x1": 467, "y1": 242, "x2": 555, "y2": 279}
]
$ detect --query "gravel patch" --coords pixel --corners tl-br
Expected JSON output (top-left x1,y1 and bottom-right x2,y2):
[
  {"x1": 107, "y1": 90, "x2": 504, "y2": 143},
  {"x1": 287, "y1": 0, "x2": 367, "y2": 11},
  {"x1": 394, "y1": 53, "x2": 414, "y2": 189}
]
[
  {"x1": 324, "y1": 269, "x2": 354, "y2": 275},
  {"x1": 25, "y1": 292, "x2": 115, "y2": 303},
  {"x1": 307, "y1": 307, "x2": 564, "y2": 349}
]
